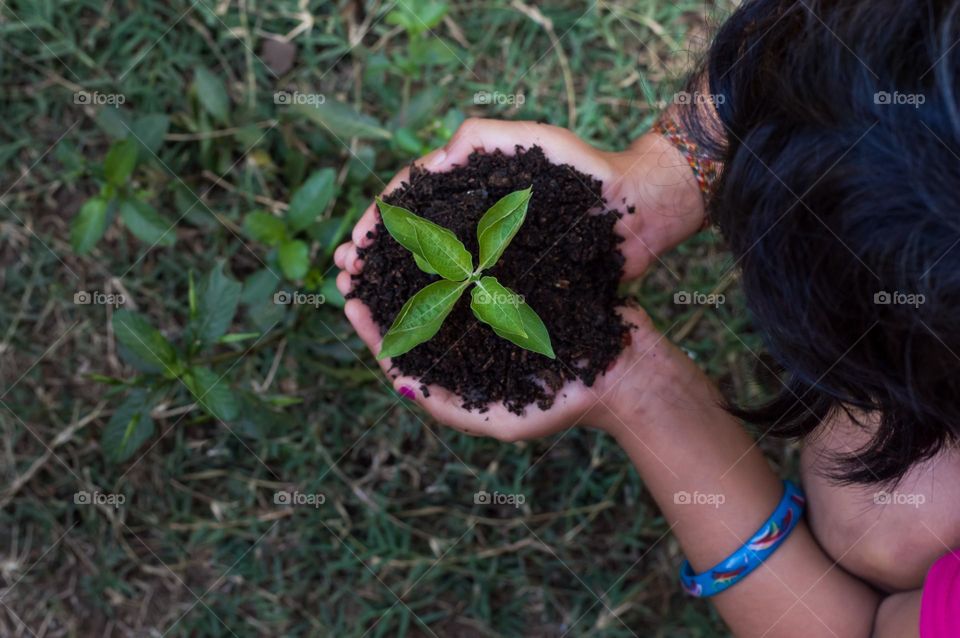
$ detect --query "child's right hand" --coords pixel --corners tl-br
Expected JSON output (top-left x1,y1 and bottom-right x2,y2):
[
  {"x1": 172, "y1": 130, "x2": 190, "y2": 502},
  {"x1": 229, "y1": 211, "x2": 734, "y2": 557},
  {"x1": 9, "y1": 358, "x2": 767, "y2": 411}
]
[{"x1": 334, "y1": 118, "x2": 705, "y2": 284}]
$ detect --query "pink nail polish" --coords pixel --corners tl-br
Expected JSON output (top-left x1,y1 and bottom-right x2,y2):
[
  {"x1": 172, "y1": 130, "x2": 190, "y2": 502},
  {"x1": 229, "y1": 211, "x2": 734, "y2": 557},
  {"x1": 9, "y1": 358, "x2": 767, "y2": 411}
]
[{"x1": 398, "y1": 386, "x2": 416, "y2": 400}]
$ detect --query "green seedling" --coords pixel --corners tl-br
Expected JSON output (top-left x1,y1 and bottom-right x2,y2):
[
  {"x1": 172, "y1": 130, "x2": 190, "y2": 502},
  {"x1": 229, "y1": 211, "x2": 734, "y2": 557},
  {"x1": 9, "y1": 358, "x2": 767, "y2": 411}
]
[{"x1": 375, "y1": 187, "x2": 555, "y2": 360}]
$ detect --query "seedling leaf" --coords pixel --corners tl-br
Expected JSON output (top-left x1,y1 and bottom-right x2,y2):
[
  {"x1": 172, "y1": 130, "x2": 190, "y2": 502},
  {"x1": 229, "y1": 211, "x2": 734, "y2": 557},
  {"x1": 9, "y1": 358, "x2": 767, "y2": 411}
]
[
  {"x1": 411, "y1": 224, "x2": 472, "y2": 281},
  {"x1": 378, "y1": 280, "x2": 468, "y2": 360},
  {"x1": 476, "y1": 187, "x2": 532, "y2": 270},
  {"x1": 491, "y1": 299, "x2": 555, "y2": 359},
  {"x1": 377, "y1": 197, "x2": 471, "y2": 280},
  {"x1": 470, "y1": 276, "x2": 525, "y2": 336}
]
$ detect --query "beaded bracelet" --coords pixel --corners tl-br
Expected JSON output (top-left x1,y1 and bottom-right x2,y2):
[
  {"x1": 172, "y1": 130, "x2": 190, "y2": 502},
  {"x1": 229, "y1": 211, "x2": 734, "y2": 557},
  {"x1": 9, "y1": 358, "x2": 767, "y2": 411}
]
[
  {"x1": 652, "y1": 114, "x2": 721, "y2": 204},
  {"x1": 679, "y1": 480, "x2": 806, "y2": 598}
]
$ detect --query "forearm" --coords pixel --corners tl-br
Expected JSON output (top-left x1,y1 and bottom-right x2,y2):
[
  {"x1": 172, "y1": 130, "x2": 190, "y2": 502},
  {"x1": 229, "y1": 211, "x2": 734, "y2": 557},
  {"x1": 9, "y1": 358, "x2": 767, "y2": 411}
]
[{"x1": 595, "y1": 345, "x2": 881, "y2": 636}]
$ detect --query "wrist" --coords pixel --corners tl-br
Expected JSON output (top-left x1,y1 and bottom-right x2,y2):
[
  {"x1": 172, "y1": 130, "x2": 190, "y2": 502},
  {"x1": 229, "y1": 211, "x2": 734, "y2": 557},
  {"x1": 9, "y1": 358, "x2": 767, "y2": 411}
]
[
  {"x1": 611, "y1": 133, "x2": 708, "y2": 275},
  {"x1": 588, "y1": 329, "x2": 717, "y2": 439}
]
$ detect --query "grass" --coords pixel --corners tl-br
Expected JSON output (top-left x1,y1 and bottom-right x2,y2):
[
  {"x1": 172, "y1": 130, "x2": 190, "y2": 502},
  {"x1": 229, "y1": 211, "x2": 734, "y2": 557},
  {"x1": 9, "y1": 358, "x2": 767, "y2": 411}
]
[{"x1": 0, "y1": 1, "x2": 796, "y2": 636}]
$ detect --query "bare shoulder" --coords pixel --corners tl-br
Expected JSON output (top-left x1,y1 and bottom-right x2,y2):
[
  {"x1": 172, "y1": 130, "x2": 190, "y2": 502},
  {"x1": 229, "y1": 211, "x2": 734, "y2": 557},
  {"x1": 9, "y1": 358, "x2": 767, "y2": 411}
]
[{"x1": 800, "y1": 411, "x2": 960, "y2": 592}]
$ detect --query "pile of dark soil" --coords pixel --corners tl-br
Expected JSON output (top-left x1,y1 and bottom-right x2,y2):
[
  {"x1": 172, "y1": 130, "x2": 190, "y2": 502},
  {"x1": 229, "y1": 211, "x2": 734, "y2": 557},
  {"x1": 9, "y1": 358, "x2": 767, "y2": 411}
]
[{"x1": 349, "y1": 146, "x2": 629, "y2": 414}]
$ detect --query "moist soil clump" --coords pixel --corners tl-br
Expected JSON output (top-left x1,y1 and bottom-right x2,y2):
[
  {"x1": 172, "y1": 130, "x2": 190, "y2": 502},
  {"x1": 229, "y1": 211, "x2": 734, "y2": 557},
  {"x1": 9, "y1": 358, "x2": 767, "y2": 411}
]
[{"x1": 349, "y1": 146, "x2": 629, "y2": 414}]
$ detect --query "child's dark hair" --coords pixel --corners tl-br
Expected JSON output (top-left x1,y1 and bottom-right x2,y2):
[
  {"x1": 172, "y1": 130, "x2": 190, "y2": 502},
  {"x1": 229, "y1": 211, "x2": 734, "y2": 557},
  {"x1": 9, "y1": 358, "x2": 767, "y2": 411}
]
[{"x1": 684, "y1": 0, "x2": 960, "y2": 484}]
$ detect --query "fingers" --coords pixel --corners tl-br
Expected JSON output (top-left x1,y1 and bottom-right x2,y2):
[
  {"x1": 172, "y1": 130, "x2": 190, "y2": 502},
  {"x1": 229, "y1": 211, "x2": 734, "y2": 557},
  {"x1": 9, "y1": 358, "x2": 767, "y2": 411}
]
[{"x1": 437, "y1": 118, "x2": 613, "y2": 181}]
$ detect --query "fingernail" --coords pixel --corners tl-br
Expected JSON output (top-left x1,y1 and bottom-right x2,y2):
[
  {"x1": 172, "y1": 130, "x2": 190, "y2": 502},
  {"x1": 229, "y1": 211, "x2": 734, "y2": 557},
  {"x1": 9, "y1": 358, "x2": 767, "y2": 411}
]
[
  {"x1": 398, "y1": 386, "x2": 416, "y2": 400},
  {"x1": 426, "y1": 149, "x2": 447, "y2": 168}
]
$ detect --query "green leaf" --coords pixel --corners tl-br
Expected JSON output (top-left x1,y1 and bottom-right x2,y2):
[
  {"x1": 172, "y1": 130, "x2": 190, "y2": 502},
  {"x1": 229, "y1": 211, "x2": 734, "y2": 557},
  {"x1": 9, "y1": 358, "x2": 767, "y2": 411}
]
[
  {"x1": 378, "y1": 280, "x2": 468, "y2": 360},
  {"x1": 113, "y1": 309, "x2": 180, "y2": 372},
  {"x1": 104, "y1": 138, "x2": 139, "y2": 185},
  {"x1": 130, "y1": 114, "x2": 170, "y2": 156},
  {"x1": 70, "y1": 197, "x2": 109, "y2": 254},
  {"x1": 291, "y1": 98, "x2": 392, "y2": 140},
  {"x1": 386, "y1": 0, "x2": 447, "y2": 35},
  {"x1": 195, "y1": 262, "x2": 242, "y2": 345},
  {"x1": 278, "y1": 239, "x2": 310, "y2": 280},
  {"x1": 193, "y1": 66, "x2": 230, "y2": 122},
  {"x1": 411, "y1": 224, "x2": 472, "y2": 281},
  {"x1": 119, "y1": 198, "x2": 176, "y2": 247},
  {"x1": 492, "y1": 300, "x2": 555, "y2": 359},
  {"x1": 476, "y1": 187, "x2": 532, "y2": 271},
  {"x1": 244, "y1": 210, "x2": 287, "y2": 245},
  {"x1": 287, "y1": 168, "x2": 336, "y2": 232},
  {"x1": 376, "y1": 198, "x2": 471, "y2": 280},
  {"x1": 240, "y1": 268, "x2": 281, "y2": 305},
  {"x1": 102, "y1": 390, "x2": 155, "y2": 463},
  {"x1": 469, "y1": 276, "x2": 525, "y2": 336},
  {"x1": 185, "y1": 366, "x2": 239, "y2": 421}
]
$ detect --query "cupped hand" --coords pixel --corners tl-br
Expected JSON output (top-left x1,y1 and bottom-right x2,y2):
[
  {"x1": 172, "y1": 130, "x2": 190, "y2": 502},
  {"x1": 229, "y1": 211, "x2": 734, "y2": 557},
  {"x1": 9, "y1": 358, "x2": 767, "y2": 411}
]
[{"x1": 333, "y1": 118, "x2": 701, "y2": 438}]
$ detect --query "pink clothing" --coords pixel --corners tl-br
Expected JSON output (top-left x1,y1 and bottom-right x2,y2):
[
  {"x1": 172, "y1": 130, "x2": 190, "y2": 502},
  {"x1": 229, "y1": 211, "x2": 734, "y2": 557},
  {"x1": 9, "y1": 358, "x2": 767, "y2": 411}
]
[{"x1": 920, "y1": 549, "x2": 960, "y2": 637}]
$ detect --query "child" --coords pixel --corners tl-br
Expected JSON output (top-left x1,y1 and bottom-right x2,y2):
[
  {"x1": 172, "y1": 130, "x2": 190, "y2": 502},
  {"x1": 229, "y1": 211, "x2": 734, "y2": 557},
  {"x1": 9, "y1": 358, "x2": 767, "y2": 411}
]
[{"x1": 335, "y1": 0, "x2": 960, "y2": 634}]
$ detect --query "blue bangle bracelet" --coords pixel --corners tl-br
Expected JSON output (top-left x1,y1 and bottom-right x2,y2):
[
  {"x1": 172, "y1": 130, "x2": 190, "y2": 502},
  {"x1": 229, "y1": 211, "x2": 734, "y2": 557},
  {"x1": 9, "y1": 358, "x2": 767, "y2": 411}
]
[{"x1": 679, "y1": 480, "x2": 806, "y2": 598}]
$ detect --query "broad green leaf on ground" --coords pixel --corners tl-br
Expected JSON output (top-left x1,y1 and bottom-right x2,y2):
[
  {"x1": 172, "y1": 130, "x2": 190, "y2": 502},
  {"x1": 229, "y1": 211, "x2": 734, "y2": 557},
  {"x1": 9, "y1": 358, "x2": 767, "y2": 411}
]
[
  {"x1": 113, "y1": 309, "x2": 180, "y2": 371},
  {"x1": 470, "y1": 276, "x2": 525, "y2": 336},
  {"x1": 291, "y1": 98, "x2": 391, "y2": 140},
  {"x1": 491, "y1": 299, "x2": 555, "y2": 359},
  {"x1": 195, "y1": 262, "x2": 242, "y2": 344},
  {"x1": 104, "y1": 138, "x2": 138, "y2": 185},
  {"x1": 278, "y1": 239, "x2": 310, "y2": 280},
  {"x1": 102, "y1": 389, "x2": 155, "y2": 463},
  {"x1": 378, "y1": 280, "x2": 468, "y2": 360},
  {"x1": 193, "y1": 66, "x2": 230, "y2": 122},
  {"x1": 376, "y1": 198, "x2": 471, "y2": 279},
  {"x1": 386, "y1": 0, "x2": 448, "y2": 35},
  {"x1": 241, "y1": 268, "x2": 281, "y2": 305},
  {"x1": 244, "y1": 210, "x2": 287, "y2": 245},
  {"x1": 130, "y1": 114, "x2": 170, "y2": 156},
  {"x1": 321, "y1": 276, "x2": 345, "y2": 308},
  {"x1": 287, "y1": 168, "x2": 336, "y2": 232},
  {"x1": 477, "y1": 187, "x2": 532, "y2": 270},
  {"x1": 119, "y1": 198, "x2": 176, "y2": 247},
  {"x1": 70, "y1": 197, "x2": 109, "y2": 254},
  {"x1": 103, "y1": 137, "x2": 140, "y2": 186},
  {"x1": 185, "y1": 365, "x2": 239, "y2": 421},
  {"x1": 408, "y1": 37, "x2": 462, "y2": 67}
]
